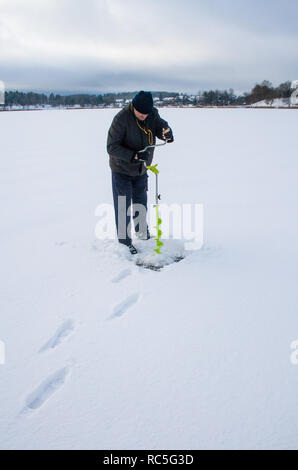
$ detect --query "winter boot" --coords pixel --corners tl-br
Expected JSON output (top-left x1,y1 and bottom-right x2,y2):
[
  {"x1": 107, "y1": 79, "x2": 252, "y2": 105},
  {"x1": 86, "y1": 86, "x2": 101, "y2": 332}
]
[{"x1": 128, "y1": 244, "x2": 138, "y2": 255}]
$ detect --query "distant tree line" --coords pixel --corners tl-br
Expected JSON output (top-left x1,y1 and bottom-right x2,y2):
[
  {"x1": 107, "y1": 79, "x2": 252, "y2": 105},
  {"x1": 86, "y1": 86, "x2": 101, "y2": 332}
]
[
  {"x1": 1, "y1": 81, "x2": 293, "y2": 108},
  {"x1": 243, "y1": 80, "x2": 292, "y2": 105},
  {"x1": 2, "y1": 90, "x2": 179, "y2": 108},
  {"x1": 197, "y1": 81, "x2": 292, "y2": 106},
  {"x1": 199, "y1": 88, "x2": 239, "y2": 106}
]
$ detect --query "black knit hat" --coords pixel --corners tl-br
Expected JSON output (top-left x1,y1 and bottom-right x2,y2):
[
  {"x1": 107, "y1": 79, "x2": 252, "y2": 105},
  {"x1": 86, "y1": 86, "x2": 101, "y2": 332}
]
[{"x1": 132, "y1": 91, "x2": 153, "y2": 114}]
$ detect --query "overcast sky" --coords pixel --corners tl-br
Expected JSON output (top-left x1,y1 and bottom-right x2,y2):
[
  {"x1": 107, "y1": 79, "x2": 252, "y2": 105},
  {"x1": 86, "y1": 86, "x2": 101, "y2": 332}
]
[{"x1": 1, "y1": 0, "x2": 298, "y2": 94}]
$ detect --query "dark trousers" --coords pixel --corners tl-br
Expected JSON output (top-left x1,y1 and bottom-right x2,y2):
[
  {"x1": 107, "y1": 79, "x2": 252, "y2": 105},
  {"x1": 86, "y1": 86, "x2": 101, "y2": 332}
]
[{"x1": 112, "y1": 171, "x2": 148, "y2": 246}]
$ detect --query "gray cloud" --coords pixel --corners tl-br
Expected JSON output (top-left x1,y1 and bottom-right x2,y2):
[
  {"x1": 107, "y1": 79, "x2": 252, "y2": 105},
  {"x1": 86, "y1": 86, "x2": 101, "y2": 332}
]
[{"x1": 0, "y1": 0, "x2": 298, "y2": 94}]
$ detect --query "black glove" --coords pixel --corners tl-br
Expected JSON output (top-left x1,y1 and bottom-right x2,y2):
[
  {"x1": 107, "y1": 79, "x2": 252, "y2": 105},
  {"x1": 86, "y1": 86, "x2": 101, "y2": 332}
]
[
  {"x1": 132, "y1": 149, "x2": 150, "y2": 162},
  {"x1": 162, "y1": 128, "x2": 174, "y2": 143}
]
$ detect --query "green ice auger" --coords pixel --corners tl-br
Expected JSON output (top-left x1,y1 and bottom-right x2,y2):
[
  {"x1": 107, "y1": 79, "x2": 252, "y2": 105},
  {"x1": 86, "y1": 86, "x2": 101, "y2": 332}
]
[
  {"x1": 147, "y1": 164, "x2": 163, "y2": 254},
  {"x1": 138, "y1": 139, "x2": 168, "y2": 255}
]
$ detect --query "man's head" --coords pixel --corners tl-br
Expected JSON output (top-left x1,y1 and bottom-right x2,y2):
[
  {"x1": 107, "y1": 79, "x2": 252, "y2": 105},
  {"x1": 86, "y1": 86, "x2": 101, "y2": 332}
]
[{"x1": 132, "y1": 91, "x2": 153, "y2": 121}]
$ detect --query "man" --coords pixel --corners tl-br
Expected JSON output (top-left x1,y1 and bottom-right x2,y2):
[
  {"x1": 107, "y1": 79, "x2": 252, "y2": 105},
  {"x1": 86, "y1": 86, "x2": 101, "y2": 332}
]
[{"x1": 107, "y1": 91, "x2": 174, "y2": 254}]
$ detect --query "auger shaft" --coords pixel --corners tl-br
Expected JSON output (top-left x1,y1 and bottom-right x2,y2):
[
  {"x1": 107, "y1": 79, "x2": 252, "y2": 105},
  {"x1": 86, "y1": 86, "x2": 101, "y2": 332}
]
[{"x1": 137, "y1": 139, "x2": 168, "y2": 255}]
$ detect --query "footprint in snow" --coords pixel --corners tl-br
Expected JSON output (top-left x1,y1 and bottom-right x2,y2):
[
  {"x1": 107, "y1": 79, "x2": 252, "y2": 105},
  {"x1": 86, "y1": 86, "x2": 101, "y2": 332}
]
[
  {"x1": 111, "y1": 268, "x2": 131, "y2": 283},
  {"x1": 38, "y1": 319, "x2": 74, "y2": 353},
  {"x1": 108, "y1": 293, "x2": 140, "y2": 320},
  {"x1": 22, "y1": 366, "x2": 71, "y2": 413}
]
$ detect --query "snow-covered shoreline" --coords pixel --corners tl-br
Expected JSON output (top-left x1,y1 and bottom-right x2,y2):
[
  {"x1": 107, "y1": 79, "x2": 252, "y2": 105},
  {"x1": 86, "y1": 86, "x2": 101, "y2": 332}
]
[{"x1": 1, "y1": 104, "x2": 298, "y2": 112}]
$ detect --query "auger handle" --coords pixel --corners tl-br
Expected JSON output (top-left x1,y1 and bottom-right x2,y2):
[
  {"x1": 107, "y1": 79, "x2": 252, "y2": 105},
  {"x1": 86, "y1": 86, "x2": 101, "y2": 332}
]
[
  {"x1": 137, "y1": 158, "x2": 148, "y2": 167},
  {"x1": 138, "y1": 138, "x2": 169, "y2": 153}
]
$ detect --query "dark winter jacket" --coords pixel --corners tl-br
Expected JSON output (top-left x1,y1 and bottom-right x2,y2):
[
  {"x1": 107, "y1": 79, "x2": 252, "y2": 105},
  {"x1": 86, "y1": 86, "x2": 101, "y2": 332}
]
[{"x1": 107, "y1": 104, "x2": 171, "y2": 176}]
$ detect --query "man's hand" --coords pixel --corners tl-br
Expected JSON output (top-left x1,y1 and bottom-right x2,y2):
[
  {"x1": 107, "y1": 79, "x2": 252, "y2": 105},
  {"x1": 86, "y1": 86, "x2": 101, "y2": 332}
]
[
  {"x1": 162, "y1": 127, "x2": 174, "y2": 143},
  {"x1": 133, "y1": 150, "x2": 150, "y2": 162}
]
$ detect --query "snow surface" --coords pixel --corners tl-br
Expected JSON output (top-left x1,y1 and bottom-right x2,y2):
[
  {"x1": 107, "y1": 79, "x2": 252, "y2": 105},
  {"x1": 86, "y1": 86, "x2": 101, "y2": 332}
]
[
  {"x1": 0, "y1": 108, "x2": 298, "y2": 450},
  {"x1": 250, "y1": 98, "x2": 293, "y2": 108}
]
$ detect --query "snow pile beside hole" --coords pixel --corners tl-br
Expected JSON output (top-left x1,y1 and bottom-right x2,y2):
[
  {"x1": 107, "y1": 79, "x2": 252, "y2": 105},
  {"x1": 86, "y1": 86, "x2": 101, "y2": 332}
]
[{"x1": 133, "y1": 238, "x2": 186, "y2": 268}]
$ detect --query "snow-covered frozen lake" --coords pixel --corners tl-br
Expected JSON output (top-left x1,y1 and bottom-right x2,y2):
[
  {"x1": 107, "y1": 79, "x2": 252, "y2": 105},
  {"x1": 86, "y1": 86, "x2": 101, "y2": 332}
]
[{"x1": 0, "y1": 107, "x2": 298, "y2": 450}]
